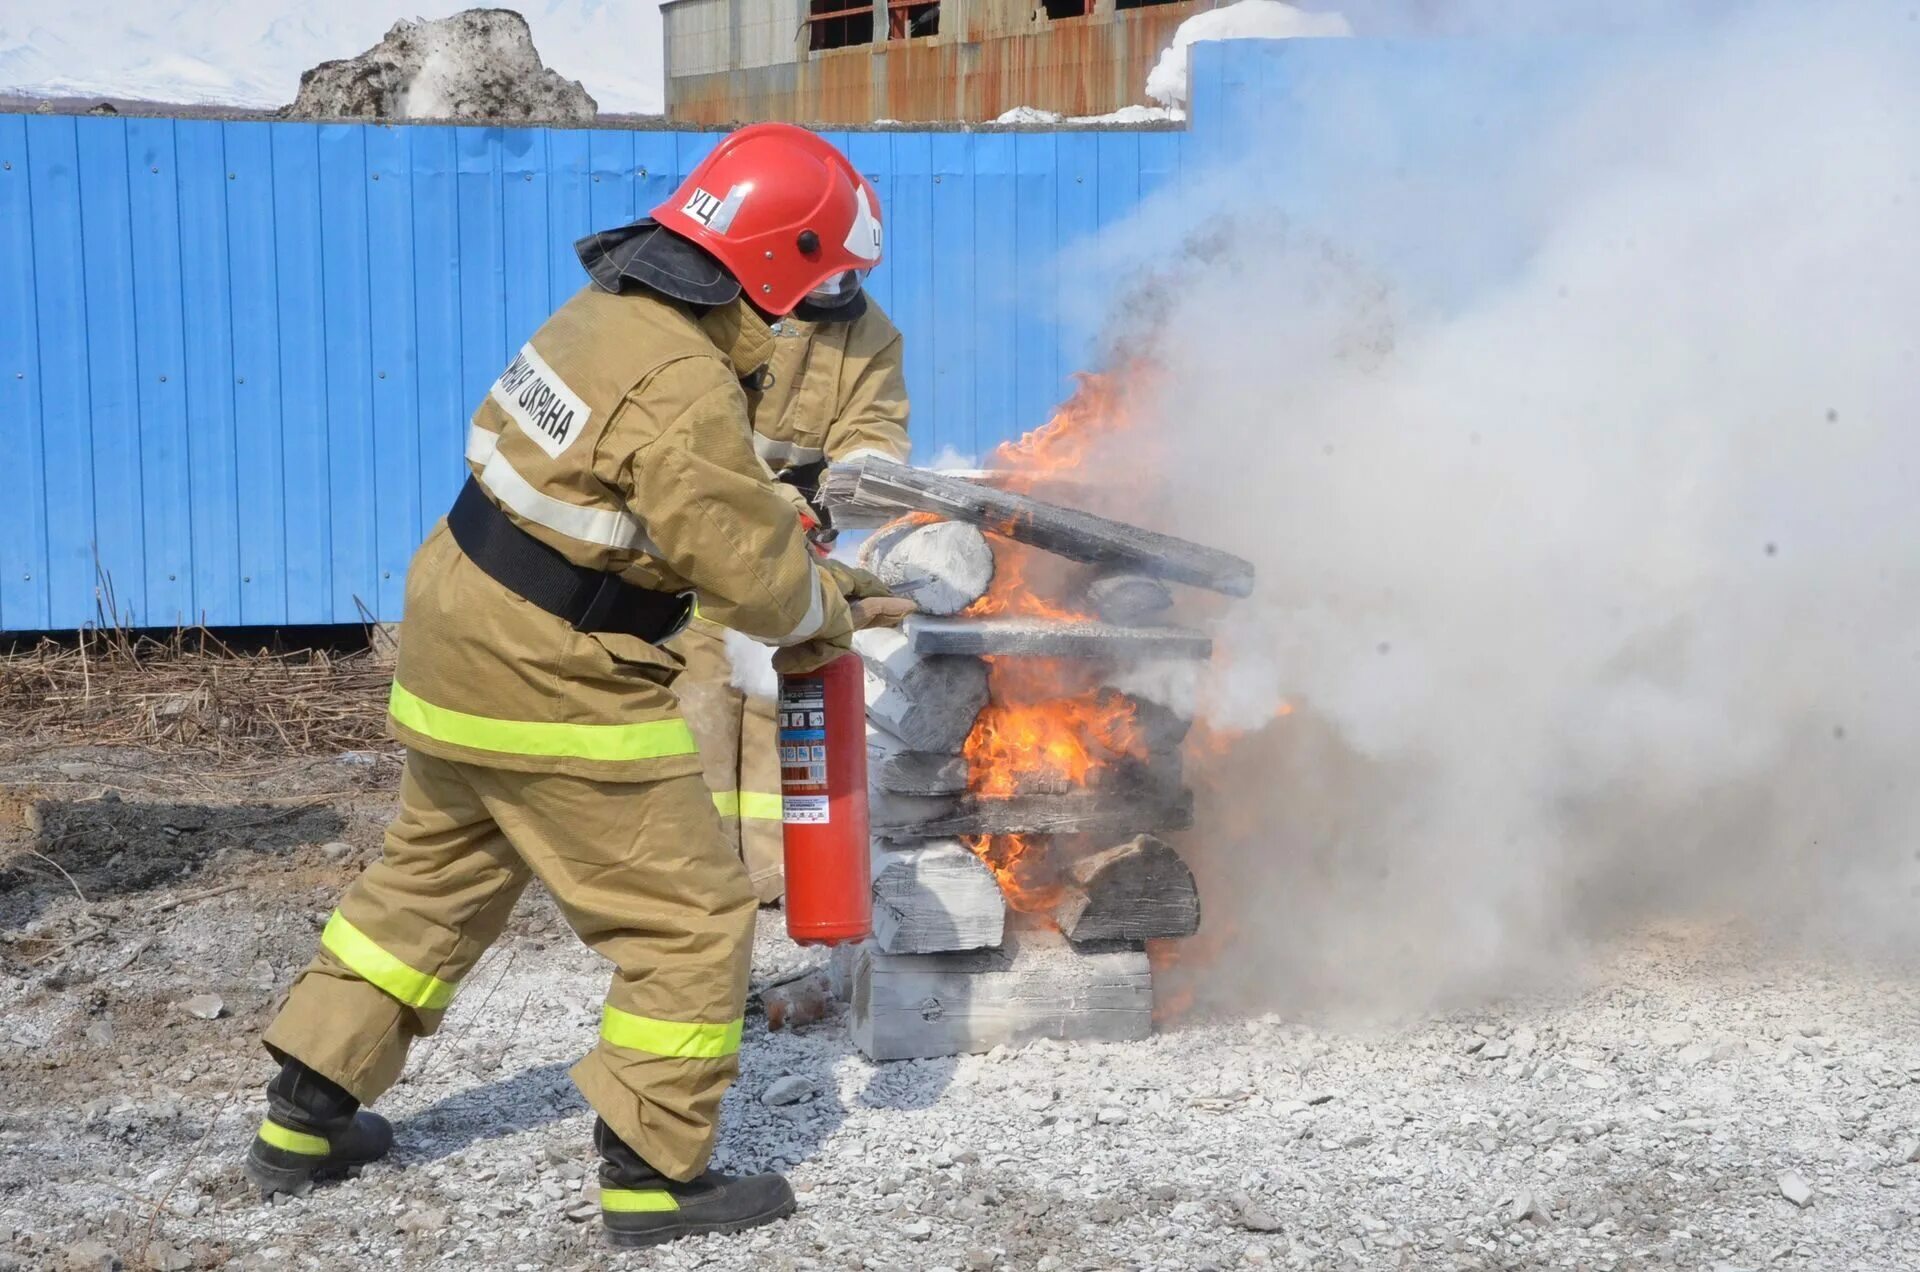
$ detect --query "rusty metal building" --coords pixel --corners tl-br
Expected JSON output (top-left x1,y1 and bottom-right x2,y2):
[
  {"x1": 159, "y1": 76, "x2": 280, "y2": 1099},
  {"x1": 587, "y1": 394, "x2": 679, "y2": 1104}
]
[{"x1": 661, "y1": 0, "x2": 1207, "y2": 124}]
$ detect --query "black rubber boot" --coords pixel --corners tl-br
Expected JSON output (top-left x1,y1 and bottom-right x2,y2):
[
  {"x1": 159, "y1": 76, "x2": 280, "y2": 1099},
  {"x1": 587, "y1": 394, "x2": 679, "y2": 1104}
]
[
  {"x1": 595, "y1": 1118, "x2": 795, "y2": 1248},
  {"x1": 244, "y1": 1058, "x2": 393, "y2": 1197}
]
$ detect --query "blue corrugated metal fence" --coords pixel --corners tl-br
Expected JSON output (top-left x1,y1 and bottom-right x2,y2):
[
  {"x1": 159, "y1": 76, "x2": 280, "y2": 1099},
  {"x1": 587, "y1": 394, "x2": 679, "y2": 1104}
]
[{"x1": 0, "y1": 40, "x2": 1300, "y2": 631}]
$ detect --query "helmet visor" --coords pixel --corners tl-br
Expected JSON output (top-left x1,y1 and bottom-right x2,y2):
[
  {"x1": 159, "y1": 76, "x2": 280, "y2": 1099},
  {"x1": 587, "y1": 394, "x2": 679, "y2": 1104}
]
[{"x1": 806, "y1": 267, "x2": 867, "y2": 308}]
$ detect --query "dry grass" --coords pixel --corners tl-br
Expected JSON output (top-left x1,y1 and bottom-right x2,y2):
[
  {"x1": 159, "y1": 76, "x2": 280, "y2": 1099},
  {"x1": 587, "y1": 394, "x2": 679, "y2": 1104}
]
[{"x1": 0, "y1": 626, "x2": 393, "y2": 761}]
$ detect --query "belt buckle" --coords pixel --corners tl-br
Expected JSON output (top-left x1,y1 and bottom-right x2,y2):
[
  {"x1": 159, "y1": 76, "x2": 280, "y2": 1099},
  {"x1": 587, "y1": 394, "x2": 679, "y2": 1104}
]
[{"x1": 661, "y1": 591, "x2": 696, "y2": 642}]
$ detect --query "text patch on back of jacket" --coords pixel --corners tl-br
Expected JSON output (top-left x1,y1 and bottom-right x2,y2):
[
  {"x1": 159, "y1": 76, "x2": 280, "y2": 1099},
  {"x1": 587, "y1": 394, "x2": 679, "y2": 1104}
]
[{"x1": 491, "y1": 343, "x2": 590, "y2": 459}]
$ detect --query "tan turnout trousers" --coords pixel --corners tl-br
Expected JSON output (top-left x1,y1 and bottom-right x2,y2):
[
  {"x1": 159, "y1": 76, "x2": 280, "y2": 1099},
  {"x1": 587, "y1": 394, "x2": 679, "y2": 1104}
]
[
  {"x1": 675, "y1": 618, "x2": 785, "y2": 903},
  {"x1": 265, "y1": 751, "x2": 755, "y2": 1180}
]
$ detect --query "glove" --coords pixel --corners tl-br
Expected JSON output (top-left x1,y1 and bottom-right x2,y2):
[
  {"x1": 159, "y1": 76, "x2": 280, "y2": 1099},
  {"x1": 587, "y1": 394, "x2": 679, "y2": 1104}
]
[
  {"x1": 850, "y1": 596, "x2": 917, "y2": 630},
  {"x1": 772, "y1": 479, "x2": 837, "y2": 558},
  {"x1": 820, "y1": 558, "x2": 893, "y2": 601}
]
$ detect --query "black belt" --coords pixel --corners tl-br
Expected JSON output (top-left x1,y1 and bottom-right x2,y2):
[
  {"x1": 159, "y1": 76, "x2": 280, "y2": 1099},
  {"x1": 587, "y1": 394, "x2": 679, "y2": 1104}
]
[{"x1": 446, "y1": 477, "x2": 693, "y2": 643}]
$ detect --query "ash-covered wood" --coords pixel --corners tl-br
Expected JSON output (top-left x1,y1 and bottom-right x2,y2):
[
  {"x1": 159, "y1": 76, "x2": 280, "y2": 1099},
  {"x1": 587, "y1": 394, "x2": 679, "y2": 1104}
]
[
  {"x1": 1054, "y1": 834, "x2": 1201, "y2": 945},
  {"x1": 868, "y1": 727, "x2": 970, "y2": 796},
  {"x1": 1085, "y1": 574, "x2": 1175, "y2": 625},
  {"x1": 902, "y1": 615, "x2": 1212, "y2": 661},
  {"x1": 856, "y1": 515, "x2": 927, "y2": 567},
  {"x1": 858, "y1": 628, "x2": 989, "y2": 753},
  {"x1": 869, "y1": 789, "x2": 960, "y2": 829},
  {"x1": 849, "y1": 920, "x2": 1152, "y2": 1061},
  {"x1": 876, "y1": 788, "x2": 1194, "y2": 838},
  {"x1": 871, "y1": 838, "x2": 1007, "y2": 955},
  {"x1": 823, "y1": 458, "x2": 1255, "y2": 597},
  {"x1": 870, "y1": 521, "x2": 995, "y2": 616}
]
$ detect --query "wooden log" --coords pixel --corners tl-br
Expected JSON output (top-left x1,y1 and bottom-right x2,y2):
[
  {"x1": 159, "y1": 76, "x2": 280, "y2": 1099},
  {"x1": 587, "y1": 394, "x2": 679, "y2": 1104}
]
[
  {"x1": 856, "y1": 515, "x2": 928, "y2": 568},
  {"x1": 868, "y1": 726, "x2": 970, "y2": 796},
  {"x1": 869, "y1": 789, "x2": 960, "y2": 830},
  {"x1": 849, "y1": 920, "x2": 1153, "y2": 1061},
  {"x1": 870, "y1": 521, "x2": 994, "y2": 616},
  {"x1": 902, "y1": 615, "x2": 1212, "y2": 661},
  {"x1": 1096, "y1": 687, "x2": 1192, "y2": 754},
  {"x1": 857, "y1": 628, "x2": 989, "y2": 753},
  {"x1": 871, "y1": 838, "x2": 1007, "y2": 954},
  {"x1": 1054, "y1": 835, "x2": 1201, "y2": 945},
  {"x1": 879, "y1": 789, "x2": 1194, "y2": 838},
  {"x1": 823, "y1": 457, "x2": 1254, "y2": 597},
  {"x1": 1085, "y1": 574, "x2": 1175, "y2": 625}
]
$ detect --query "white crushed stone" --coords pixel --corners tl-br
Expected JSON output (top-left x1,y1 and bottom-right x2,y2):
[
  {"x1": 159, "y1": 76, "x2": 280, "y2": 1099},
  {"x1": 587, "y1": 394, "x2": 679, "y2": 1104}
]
[{"x1": 3, "y1": 866, "x2": 1919, "y2": 1270}]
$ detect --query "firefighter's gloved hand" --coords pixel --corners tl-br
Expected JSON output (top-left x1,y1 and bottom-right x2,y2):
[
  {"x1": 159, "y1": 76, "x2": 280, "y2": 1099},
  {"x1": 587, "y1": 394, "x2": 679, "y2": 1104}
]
[
  {"x1": 850, "y1": 596, "x2": 916, "y2": 630},
  {"x1": 819, "y1": 559, "x2": 893, "y2": 601}
]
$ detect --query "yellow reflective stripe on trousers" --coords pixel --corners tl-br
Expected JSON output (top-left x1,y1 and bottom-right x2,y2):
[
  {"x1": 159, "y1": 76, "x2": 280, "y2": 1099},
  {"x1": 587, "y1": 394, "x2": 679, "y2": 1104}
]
[
  {"x1": 738, "y1": 791, "x2": 783, "y2": 821},
  {"x1": 599, "y1": 1005, "x2": 743, "y2": 1059},
  {"x1": 388, "y1": 682, "x2": 698, "y2": 763},
  {"x1": 257, "y1": 1119, "x2": 330, "y2": 1156},
  {"x1": 321, "y1": 911, "x2": 458, "y2": 1010},
  {"x1": 711, "y1": 790, "x2": 783, "y2": 821},
  {"x1": 602, "y1": 1188, "x2": 680, "y2": 1213}
]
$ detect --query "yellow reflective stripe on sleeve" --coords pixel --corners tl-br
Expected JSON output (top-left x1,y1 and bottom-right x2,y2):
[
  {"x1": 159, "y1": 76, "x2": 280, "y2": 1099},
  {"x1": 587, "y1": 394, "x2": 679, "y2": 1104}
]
[
  {"x1": 737, "y1": 791, "x2": 784, "y2": 821},
  {"x1": 389, "y1": 682, "x2": 699, "y2": 763},
  {"x1": 599, "y1": 1005, "x2": 743, "y2": 1059},
  {"x1": 257, "y1": 1119, "x2": 331, "y2": 1157},
  {"x1": 711, "y1": 790, "x2": 741, "y2": 818},
  {"x1": 601, "y1": 1188, "x2": 680, "y2": 1213},
  {"x1": 321, "y1": 911, "x2": 458, "y2": 1011}
]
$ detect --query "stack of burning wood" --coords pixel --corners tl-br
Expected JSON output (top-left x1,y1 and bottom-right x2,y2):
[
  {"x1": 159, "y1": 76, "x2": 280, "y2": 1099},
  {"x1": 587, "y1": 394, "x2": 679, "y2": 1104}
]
[{"x1": 820, "y1": 458, "x2": 1254, "y2": 1061}]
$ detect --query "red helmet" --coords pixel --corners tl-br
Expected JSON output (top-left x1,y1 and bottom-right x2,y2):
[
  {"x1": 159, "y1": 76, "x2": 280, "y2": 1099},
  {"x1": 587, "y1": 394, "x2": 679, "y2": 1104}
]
[{"x1": 653, "y1": 123, "x2": 883, "y2": 317}]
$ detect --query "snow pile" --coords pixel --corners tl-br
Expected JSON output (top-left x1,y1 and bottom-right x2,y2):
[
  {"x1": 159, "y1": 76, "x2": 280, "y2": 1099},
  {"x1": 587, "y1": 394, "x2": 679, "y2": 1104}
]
[
  {"x1": 290, "y1": 9, "x2": 596, "y2": 122},
  {"x1": 1144, "y1": 1, "x2": 1352, "y2": 111},
  {"x1": 994, "y1": 104, "x2": 1179, "y2": 127},
  {"x1": 0, "y1": 0, "x2": 666, "y2": 114}
]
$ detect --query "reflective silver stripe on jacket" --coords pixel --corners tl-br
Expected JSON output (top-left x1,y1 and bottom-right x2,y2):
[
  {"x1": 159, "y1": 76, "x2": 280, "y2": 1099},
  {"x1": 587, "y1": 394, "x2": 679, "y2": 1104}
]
[
  {"x1": 830, "y1": 444, "x2": 909, "y2": 466},
  {"x1": 752, "y1": 435, "x2": 827, "y2": 469},
  {"x1": 465, "y1": 424, "x2": 655, "y2": 553}
]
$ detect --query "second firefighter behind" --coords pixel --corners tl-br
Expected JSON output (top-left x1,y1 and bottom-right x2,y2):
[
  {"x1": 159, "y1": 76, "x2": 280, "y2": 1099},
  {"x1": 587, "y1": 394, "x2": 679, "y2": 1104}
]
[{"x1": 672, "y1": 244, "x2": 910, "y2": 903}]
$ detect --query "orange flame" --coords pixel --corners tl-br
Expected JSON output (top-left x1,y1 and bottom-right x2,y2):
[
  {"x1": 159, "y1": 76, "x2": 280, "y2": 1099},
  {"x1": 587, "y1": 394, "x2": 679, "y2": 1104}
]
[
  {"x1": 947, "y1": 371, "x2": 1162, "y2": 907},
  {"x1": 989, "y1": 367, "x2": 1151, "y2": 488}
]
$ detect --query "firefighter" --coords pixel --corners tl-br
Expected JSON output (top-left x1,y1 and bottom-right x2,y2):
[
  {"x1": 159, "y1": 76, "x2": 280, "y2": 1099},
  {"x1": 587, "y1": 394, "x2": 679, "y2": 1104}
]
[
  {"x1": 244, "y1": 123, "x2": 911, "y2": 1248},
  {"x1": 674, "y1": 165, "x2": 910, "y2": 904}
]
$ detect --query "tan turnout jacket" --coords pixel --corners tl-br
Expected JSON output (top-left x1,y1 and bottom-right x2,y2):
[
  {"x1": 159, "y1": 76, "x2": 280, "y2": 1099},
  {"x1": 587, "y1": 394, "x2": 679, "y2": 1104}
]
[
  {"x1": 388, "y1": 286, "x2": 850, "y2": 783},
  {"x1": 747, "y1": 301, "x2": 911, "y2": 473}
]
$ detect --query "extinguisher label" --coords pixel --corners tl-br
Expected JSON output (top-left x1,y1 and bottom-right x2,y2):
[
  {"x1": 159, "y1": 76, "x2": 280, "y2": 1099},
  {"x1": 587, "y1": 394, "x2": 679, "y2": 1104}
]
[{"x1": 777, "y1": 678, "x2": 831, "y2": 824}]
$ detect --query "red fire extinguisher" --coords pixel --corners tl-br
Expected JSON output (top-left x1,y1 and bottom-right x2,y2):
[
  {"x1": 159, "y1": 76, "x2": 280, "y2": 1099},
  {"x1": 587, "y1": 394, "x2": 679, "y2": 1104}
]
[{"x1": 778, "y1": 652, "x2": 872, "y2": 946}]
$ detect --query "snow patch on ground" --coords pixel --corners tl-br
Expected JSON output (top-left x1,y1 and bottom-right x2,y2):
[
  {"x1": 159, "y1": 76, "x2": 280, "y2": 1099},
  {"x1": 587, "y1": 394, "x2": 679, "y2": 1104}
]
[
  {"x1": 0, "y1": 1, "x2": 667, "y2": 114},
  {"x1": 1145, "y1": 1, "x2": 1353, "y2": 110}
]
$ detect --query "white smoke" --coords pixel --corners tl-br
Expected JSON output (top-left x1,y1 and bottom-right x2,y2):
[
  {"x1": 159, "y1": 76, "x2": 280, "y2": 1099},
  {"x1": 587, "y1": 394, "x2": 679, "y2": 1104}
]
[{"x1": 1078, "y1": 4, "x2": 1920, "y2": 1012}]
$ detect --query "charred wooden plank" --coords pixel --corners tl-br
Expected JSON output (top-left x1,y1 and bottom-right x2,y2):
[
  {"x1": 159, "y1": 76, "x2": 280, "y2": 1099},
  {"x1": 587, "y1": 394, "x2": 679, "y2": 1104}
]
[
  {"x1": 870, "y1": 838, "x2": 1007, "y2": 955},
  {"x1": 877, "y1": 789, "x2": 1194, "y2": 838},
  {"x1": 1054, "y1": 834, "x2": 1201, "y2": 945},
  {"x1": 849, "y1": 921, "x2": 1152, "y2": 1061},
  {"x1": 824, "y1": 458, "x2": 1254, "y2": 597},
  {"x1": 902, "y1": 615, "x2": 1212, "y2": 661}
]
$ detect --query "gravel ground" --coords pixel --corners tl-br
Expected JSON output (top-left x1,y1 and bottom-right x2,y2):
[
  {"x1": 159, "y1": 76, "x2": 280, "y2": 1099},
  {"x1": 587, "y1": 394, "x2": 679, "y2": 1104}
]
[{"x1": 4, "y1": 754, "x2": 1919, "y2": 1271}]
